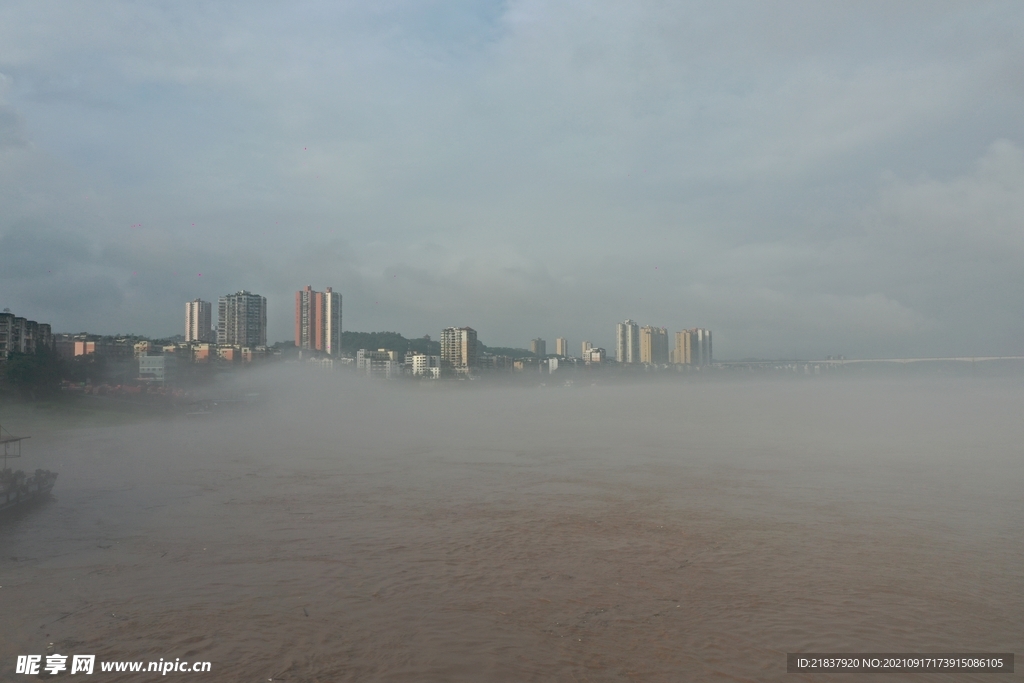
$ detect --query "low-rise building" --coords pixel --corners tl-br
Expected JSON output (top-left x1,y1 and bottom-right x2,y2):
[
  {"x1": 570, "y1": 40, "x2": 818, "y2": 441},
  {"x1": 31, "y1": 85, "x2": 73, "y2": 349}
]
[
  {"x1": 192, "y1": 344, "x2": 214, "y2": 363},
  {"x1": 138, "y1": 354, "x2": 176, "y2": 384},
  {"x1": 407, "y1": 352, "x2": 441, "y2": 377},
  {"x1": 309, "y1": 357, "x2": 342, "y2": 370},
  {"x1": 241, "y1": 347, "x2": 269, "y2": 363},
  {"x1": 478, "y1": 353, "x2": 514, "y2": 371},
  {"x1": 513, "y1": 357, "x2": 539, "y2": 372},
  {"x1": 356, "y1": 349, "x2": 401, "y2": 379},
  {"x1": 53, "y1": 334, "x2": 134, "y2": 360}
]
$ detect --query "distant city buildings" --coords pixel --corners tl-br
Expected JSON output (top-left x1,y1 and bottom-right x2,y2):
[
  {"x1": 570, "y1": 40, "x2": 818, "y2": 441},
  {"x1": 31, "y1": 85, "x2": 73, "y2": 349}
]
[
  {"x1": 671, "y1": 328, "x2": 712, "y2": 365},
  {"x1": 616, "y1": 320, "x2": 640, "y2": 364},
  {"x1": 406, "y1": 352, "x2": 441, "y2": 378},
  {"x1": 480, "y1": 353, "x2": 514, "y2": 371},
  {"x1": 640, "y1": 326, "x2": 669, "y2": 365},
  {"x1": 356, "y1": 349, "x2": 402, "y2": 379},
  {"x1": 0, "y1": 310, "x2": 52, "y2": 360},
  {"x1": 555, "y1": 337, "x2": 568, "y2": 357},
  {"x1": 185, "y1": 299, "x2": 213, "y2": 342},
  {"x1": 218, "y1": 291, "x2": 267, "y2": 347},
  {"x1": 54, "y1": 334, "x2": 135, "y2": 361},
  {"x1": 295, "y1": 286, "x2": 342, "y2": 356},
  {"x1": 16, "y1": 274, "x2": 720, "y2": 387},
  {"x1": 192, "y1": 343, "x2": 214, "y2": 363},
  {"x1": 577, "y1": 340, "x2": 606, "y2": 365},
  {"x1": 441, "y1": 327, "x2": 478, "y2": 373}
]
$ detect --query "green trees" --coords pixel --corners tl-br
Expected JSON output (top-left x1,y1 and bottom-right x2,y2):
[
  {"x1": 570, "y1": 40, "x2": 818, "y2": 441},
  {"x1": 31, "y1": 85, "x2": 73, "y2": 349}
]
[
  {"x1": 1, "y1": 347, "x2": 64, "y2": 399},
  {"x1": 341, "y1": 331, "x2": 441, "y2": 356}
]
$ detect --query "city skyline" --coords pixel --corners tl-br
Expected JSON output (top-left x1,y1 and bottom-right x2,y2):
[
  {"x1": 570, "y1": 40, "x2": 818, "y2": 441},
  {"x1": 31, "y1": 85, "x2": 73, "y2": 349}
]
[
  {"x1": 10, "y1": 286, "x2": 724, "y2": 362},
  {"x1": 196, "y1": 287, "x2": 717, "y2": 361}
]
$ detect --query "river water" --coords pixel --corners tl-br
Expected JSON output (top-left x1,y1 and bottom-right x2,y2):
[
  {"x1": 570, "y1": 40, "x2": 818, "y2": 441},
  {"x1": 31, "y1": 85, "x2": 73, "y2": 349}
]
[{"x1": 1, "y1": 374, "x2": 1021, "y2": 681}]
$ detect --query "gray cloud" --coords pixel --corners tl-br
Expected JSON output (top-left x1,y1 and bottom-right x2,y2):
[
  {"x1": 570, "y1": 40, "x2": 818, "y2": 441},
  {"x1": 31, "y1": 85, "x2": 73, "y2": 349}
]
[
  {"x1": 0, "y1": 100, "x2": 28, "y2": 149},
  {"x1": 0, "y1": 1, "x2": 1022, "y2": 357}
]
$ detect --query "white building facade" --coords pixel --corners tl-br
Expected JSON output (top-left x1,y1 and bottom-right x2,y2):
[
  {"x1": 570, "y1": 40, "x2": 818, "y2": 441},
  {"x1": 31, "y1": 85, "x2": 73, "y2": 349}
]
[
  {"x1": 185, "y1": 299, "x2": 213, "y2": 342},
  {"x1": 408, "y1": 353, "x2": 441, "y2": 377},
  {"x1": 616, "y1": 320, "x2": 640, "y2": 364}
]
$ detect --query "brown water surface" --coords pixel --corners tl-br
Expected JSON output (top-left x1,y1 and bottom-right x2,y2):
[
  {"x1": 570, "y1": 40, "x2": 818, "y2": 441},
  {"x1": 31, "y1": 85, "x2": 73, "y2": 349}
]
[{"x1": 1, "y1": 375, "x2": 1021, "y2": 681}]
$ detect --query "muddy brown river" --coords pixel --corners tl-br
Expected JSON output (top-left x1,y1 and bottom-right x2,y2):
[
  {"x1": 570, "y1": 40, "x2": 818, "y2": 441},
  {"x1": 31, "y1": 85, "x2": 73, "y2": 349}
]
[{"x1": 1, "y1": 374, "x2": 1021, "y2": 681}]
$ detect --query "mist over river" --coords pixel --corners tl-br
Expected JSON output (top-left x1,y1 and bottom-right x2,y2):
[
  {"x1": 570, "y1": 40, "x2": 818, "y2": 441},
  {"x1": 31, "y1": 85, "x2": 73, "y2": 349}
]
[{"x1": 2, "y1": 373, "x2": 1021, "y2": 682}]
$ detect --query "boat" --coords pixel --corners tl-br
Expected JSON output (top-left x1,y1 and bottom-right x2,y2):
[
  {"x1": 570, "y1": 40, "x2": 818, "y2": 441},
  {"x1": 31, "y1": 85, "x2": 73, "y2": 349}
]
[{"x1": 1, "y1": 421, "x2": 57, "y2": 516}]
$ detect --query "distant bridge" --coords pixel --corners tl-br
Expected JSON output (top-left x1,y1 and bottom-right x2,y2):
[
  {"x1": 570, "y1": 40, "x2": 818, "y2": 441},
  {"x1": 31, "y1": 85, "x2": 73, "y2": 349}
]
[
  {"x1": 718, "y1": 356, "x2": 1024, "y2": 367},
  {"x1": 816, "y1": 356, "x2": 1024, "y2": 364}
]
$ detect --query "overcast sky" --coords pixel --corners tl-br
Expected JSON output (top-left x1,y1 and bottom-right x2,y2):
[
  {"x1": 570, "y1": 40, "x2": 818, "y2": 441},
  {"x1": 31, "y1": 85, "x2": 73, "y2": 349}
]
[{"x1": 1, "y1": 1, "x2": 1022, "y2": 359}]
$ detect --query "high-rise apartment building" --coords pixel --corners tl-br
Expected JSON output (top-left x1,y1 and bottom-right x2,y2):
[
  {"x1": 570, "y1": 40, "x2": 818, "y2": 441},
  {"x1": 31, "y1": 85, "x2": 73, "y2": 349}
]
[
  {"x1": 615, "y1": 320, "x2": 640, "y2": 364},
  {"x1": 640, "y1": 326, "x2": 669, "y2": 365},
  {"x1": 555, "y1": 338, "x2": 568, "y2": 357},
  {"x1": 185, "y1": 299, "x2": 213, "y2": 342},
  {"x1": 582, "y1": 340, "x2": 592, "y2": 357},
  {"x1": 673, "y1": 328, "x2": 712, "y2": 365},
  {"x1": 691, "y1": 328, "x2": 712, "y2": 365},
  {"x1": 217, "y1": 291, "x2": 267, "y2": 347},
  {"x1": 441, "y1": 327, "x2": 478, "y2": 372},
  {"x1": 295, "y1": 286, "x2": 316, "y2": 350},
  {"x1": 531, "y1": 338, "x2": 547, "y2": 358},
  {"x1": 295, "y1": 286, "x2": 342, "y2": 355},
  {"x1": 322, "y1": 288, "x2": 342, "y2": 356},
  {"x1": 0, "y1": 311, "x2": 52, "y2": 359},
  {"x1": 672, "y1": 330, "x2": 692, "y2": 364},
  {"x1": 0, "y1": 313, "x2": 21, "y2": 360}
]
